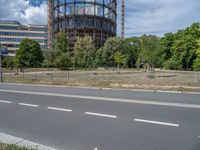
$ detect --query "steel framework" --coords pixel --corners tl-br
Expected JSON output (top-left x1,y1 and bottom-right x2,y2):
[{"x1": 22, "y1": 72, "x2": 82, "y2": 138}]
[{"x1": 48, "y1": 0, "x2": 117, "y2": 51}]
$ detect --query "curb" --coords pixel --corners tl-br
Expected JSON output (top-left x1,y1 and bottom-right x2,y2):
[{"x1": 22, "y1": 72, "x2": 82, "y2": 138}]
[
  {"x1": 0, "y1": 82, "x2": 200, "y2": 95},
  {"x1": 0, "y1": 132, "x2": 57, "y2": 150}
]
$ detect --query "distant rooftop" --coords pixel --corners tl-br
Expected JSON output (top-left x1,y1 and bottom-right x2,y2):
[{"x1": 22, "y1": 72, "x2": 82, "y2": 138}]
[
  {"x1": 0, "y1": 20, "x2": 47, "y2": 27},
  {"x1": 0, "y1": 20, "x2": 21, "y2": 25}
]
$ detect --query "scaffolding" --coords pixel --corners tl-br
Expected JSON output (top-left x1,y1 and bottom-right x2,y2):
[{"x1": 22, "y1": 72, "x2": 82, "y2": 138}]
[{"x1": 48, "y1": 0, "x2": 117, "y2": 51}]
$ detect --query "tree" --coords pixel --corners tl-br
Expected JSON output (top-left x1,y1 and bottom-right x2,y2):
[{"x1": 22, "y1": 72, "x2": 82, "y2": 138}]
[
  {"x1": 101, "y1": 37, "x2": 125, "y2": 67},
  {"x1": 114, "y1": 51, "x2": 125, "y2": 73},
  {"x1": 74, "y1": 35, "x2": 95, "y2": 68},
  {"x1": 172, "y1": 35, "x2": 198, "y2": 70},
  {"x1": 54, "y1": 31, "x2": 68, "y2": 53},
  {"x1": 193, "y1": 39, "x2": 200, "y2": 70},
  {"x1": 54, "y1": 52, "x2": 72, "y2": 70},
  {"x1": 52, "y1": 31, "x2": 73, "y2": 69},
  {"x1": 94, "y1": 47, "x2": 104, "y2": 67},
  {"x1": 15, "y1": 38, "x2": 44, "y2": 68},
  {"x1": 43, "y1": 49, "x2": 56, "y2": 67},
  {"x1": 124, "y1": 37, "x2": 141, "y2": 68},
  {"x1": 160, "y1": 33, "x2": 174, "y2": 62},
  {"x1": 138, "y1": 35, "x2": 162, "y2": 69},
  {"x1": 163, "y1": 23, "x2": 200, "y2": 70}
]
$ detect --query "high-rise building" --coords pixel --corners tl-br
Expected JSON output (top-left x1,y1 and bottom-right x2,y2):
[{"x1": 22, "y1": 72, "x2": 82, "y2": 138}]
[{"x1": 0, "y1": 20, "x2": 48, "y2": 57}]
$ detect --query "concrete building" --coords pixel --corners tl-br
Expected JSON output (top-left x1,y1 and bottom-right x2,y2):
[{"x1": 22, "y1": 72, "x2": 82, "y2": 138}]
[{"x1": 0, "y1": 20, "x2": 48, "y2": 57}]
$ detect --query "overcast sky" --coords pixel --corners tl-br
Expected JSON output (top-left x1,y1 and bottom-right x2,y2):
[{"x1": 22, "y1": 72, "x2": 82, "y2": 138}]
[{"x1": 0, "y1": 0, "x2": 199, "y2": 37}]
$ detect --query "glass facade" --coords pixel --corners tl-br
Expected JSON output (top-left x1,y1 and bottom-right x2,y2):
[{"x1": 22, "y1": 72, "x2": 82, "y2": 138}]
[{"x1": 0, "y1": 20, "x2": 48, "y2": 56}]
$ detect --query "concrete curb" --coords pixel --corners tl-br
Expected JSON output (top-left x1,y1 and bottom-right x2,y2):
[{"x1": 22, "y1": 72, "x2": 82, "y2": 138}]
[
  {"x1": 0, "y1": 132, "x2": 57, "y2": 150},
  {"x1": 0, "y1": 82, "x2": 200, "y2": 95}
]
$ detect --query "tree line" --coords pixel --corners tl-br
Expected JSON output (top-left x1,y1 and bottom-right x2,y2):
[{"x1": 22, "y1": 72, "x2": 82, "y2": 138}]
[{"x1": 2, "y1": 22, "x2": 200, "y2": 71}]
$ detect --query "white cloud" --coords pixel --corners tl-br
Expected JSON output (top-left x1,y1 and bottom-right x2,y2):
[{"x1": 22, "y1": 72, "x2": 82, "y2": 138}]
[
  {"x1": 124, "y1": 0, "x2": 200, "y2": 37},
  {"x1": 0, "y1": 0, "x2": 199, "y2": 37},
  {"x1": 0, "y1": 0, "x2": 47, "y2": 25}
]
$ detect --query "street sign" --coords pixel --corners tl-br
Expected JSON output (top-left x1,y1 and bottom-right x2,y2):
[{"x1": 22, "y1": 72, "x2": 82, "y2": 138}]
[{"x1": 1, "y1": 48, "x2": 8, "y2": 56}]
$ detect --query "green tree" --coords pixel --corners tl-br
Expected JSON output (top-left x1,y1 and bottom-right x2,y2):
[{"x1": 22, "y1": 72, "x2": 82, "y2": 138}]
[
  {"x1": 74, "y1": 35, "x2": 95, "y2": 68},
  {"x1": 15, "y1": 38, "x2": 44, "y2": 68},
  {"x1": 124, "y1": 37, "x2": 141, "y2": 68},
  {"x1": 160, "y1": 33, "x2": 174, "y2": 62},
  {"x1": 193, "y1": 39, "x2": 200, "y2": 70},
  {"x1": 2, "y1": 58, "x2": 14, "y2": 69},
  {"x1": 172, "y1": 35, "x2": 198, "y2": 70},
  {"x1": 138, "y1": 35, "x2": 162, "y2": 68},
  {"x1": 43, "y1": 49, "x2": 56, "y2": 67},
  {"x1": 54, "y1": 31, "x2": 68, "y2": 53},
  {"x1": 101, "y1": 37, "x2": 125, "y2": 67},
  {"x1": 114, "y1": 51, "x2": 125, "y2": 73},
  {"x1": 163, "y1": 23, "x2": 200, "y2": 70},
  {"x1": 54, "y1": 52, "x2": 72, "y2": 70},
  {"x1": 94, "y1": 47, "x2": 104, "y2": 67}
]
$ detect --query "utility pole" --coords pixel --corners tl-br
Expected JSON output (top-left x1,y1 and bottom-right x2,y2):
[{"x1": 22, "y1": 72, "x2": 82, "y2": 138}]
[{"x1": 121, "y1": 0, "x2": 125, "y2": 38}]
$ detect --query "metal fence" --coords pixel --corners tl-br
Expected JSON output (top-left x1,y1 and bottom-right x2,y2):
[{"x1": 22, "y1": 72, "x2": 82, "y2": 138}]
[{"x1": 2, "y1": 69, "x2": 200, "y2": 88}]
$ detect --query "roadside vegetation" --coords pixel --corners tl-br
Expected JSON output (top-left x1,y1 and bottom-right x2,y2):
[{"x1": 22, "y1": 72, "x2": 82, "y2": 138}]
[
  {"x1": 0, "y1": 143, "x2": 35, "y2": 150},
  {"x1": 0, "y1": 23, "x2": 200, "y2": 92},
  {"x1": 1, "y1": 22, "x2": 199, "y2": 71}
]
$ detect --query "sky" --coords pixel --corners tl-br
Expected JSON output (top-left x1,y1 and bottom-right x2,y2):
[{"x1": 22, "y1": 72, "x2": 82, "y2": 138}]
[{"x1": 0, "y1": 0, "x2": 199, "y2": 37}]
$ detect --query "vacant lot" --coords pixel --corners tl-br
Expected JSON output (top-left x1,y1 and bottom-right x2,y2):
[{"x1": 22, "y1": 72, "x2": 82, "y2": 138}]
[{"x1": 2, "y1": 68, "x2": 200, "y2": 92}]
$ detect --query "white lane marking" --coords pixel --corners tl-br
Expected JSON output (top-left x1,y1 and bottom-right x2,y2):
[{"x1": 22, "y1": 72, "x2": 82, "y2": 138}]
[
  {"x1": 0, "y1": 89, "x2": 200, "y2": 109},
  {"x1": 94, "y1": 147, "x2": 98, "y2": 150},
  {"x1": 134, "y1": 118, "x2": 179, "y2": 127},
  {"x1": 47, "y1": 107, "x2": 72, "y2": 112},
  {"x1": 18, "y1": 103, "x2": 38, "y2": 108},
  {"x1": 0, "y1": 100, "x2": 12, "y2": 104},
  {"x1": 198, "y1": 136, "x2": 200, "y2": 138},
  {"x1": 85, "y1": 112, "x2": 117, "y2": 118}
]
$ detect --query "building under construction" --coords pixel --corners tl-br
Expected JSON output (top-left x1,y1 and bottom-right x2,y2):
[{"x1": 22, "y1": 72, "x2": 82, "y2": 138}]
[{"x1": 48, "y1": 0, "x2": 117, "y2": 50}]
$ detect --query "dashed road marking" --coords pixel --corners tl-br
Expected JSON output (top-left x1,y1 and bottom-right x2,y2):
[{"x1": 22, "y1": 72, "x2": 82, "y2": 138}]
[
  {"x1": 47, "y1": 107, "x2": 72, "y2": 112},
  {"x1": 198, "y1": 136, "x2": 200, "y2": 138},
  {"x1": 0, "y1": 100, "x2": 12, "y2": 104},
  {"x1": 85, "y1": 112, "x2": 117, "y2": 118},
  {"x1": 18, "y1": 103, "x2": 39, "y2": 108},
  {"x1": 134, "y1": 118, "x2": 179, "y2": 127}
]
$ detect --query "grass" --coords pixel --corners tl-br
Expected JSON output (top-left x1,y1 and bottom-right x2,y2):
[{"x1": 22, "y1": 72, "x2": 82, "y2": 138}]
[
  {"x1": 0, "y1": 143, "x2": 36, "y2": 150},
  {"x1": 2, "y1": 68, "x2": 200, "y2": 92}
]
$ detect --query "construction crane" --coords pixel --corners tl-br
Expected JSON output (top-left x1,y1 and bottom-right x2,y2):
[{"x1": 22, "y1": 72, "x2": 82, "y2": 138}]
[
  {"x1": 121, "y1": 0, "x2": 125, "y2": 38},
  {"x1": 48, "y1": 0, "x2": 53, "y2": 49}
]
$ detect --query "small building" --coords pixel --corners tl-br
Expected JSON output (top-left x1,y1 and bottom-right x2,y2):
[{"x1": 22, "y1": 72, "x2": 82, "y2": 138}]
[{"x1": 0, "y1": 20, "x2": 48, "y2": 57}]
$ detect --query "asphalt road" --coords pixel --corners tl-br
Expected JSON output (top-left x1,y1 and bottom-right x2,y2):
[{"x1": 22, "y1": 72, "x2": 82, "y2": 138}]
[{"x1": 0, "y1": 83, "x2": 199, "y2": 150}]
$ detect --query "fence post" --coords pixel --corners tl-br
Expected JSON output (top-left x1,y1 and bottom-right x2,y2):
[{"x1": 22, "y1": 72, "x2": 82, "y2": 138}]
[
  {"x1": 195, "y1": 72, "x2": 197, "y2": 83},
  {"x1": 67, "y1": 71, "x2": 69, "y2": 80},
  {"x1": 36, "y1": 70, "x2": 38, "y2": 78},
  {"x1": 22, "y1": 70, "x2": 24, "y2": 79},
  {"x1": 51, "y1": 69, "x2": 53, "y2": 79}
]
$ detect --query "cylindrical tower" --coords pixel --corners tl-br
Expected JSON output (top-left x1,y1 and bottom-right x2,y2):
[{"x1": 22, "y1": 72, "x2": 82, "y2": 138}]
[{"x1": 51, "y1": 0, "x2": 117, "y2": 51}]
